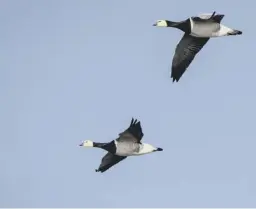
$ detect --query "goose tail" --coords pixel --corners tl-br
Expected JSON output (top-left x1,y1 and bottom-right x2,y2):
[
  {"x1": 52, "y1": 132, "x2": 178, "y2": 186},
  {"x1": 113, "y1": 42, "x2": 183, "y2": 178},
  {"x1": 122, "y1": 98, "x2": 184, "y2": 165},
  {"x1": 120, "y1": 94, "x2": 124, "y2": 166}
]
[{"x1": 228, "y1": 29, "x2": 242, "y2": 35}]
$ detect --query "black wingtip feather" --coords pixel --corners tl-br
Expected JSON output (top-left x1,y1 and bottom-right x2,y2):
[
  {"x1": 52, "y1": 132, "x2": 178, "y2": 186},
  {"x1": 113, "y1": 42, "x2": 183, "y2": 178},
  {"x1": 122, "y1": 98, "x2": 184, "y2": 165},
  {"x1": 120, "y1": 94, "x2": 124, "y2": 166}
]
[
  {"x1": 127, "y1": 118, "x2": 144, "y2": 140},
  {"x1": 172, "y1": 76, "x2": 178, "y2": 83},
  {"x1": 130, "y1": 118, "x2": 134, "y2": 126},
  {"x1": 211, "y1": 11, "x2": 216, "y2": 18},
  {"x1": 131, "y1": 117, "x2": 138, "y2": 125}
]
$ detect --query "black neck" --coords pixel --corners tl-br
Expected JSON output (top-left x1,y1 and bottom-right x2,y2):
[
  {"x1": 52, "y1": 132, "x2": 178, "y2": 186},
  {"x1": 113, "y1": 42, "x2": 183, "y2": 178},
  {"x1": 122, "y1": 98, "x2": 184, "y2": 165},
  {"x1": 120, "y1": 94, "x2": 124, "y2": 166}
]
[
  {"x1": 93, "y1": 141, "x2": 116, "y2": 154},
  {"x1": 166, "y1": 19, "x2": 191, "y2": 33},
  {"x1": 93, "y1": 142, "x2": 107, "y2": 148}
]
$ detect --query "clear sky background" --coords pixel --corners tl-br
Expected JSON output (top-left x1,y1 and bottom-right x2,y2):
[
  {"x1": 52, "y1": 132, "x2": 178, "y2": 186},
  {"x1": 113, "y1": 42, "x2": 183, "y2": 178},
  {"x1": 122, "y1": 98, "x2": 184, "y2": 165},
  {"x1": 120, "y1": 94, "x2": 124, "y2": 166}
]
[{"x1": 1, "y1": 0, "x2": 256, "y2": 207}]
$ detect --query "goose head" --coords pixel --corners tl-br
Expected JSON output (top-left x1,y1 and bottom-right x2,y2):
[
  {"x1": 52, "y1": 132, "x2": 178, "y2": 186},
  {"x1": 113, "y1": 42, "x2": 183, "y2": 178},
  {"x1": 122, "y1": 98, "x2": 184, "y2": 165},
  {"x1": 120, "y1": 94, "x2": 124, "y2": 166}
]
[
  {"x1": 79, "y1": 140, "x2": 94, "y2": 147},
  {"x1": 153, "y1": 19, "x2": 190, "y2": 33},
  {"x1": 153, "y1": 20, "x2": 169, "y2": 27}
]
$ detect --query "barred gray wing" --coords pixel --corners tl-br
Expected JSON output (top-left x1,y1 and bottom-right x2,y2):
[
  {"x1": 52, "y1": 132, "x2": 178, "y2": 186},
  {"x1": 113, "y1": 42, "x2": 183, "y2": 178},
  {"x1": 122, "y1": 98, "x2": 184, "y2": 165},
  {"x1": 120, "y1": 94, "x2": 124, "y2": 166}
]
[
  {"x1": 171, "y1": 34, "x2": 209, "y2": 82},
  {"x1": 117, "y1": 118, "x2": 144, "y2": 143}
]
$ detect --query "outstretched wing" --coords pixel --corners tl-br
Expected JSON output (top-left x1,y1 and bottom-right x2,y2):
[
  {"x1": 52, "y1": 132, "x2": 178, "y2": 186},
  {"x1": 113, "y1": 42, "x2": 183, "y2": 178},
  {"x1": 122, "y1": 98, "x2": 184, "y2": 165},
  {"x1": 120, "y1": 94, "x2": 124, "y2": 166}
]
[
  {"x1": 117, "y1": 118, "x2": 144, "y2": 143},
  {"x1": 171, "y1": 34, "x2": 209, "y2": 82},
  {"x1": 95, "y1": 152, "x2": 127, "y2": 173}
]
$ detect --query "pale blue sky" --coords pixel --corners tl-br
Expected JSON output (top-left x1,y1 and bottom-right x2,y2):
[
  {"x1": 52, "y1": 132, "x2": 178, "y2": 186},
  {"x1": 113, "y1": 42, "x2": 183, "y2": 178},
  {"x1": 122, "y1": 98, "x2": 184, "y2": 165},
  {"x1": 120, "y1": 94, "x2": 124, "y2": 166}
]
[{"x1": 1, "y1": 0, "x2": 256, "y2": 207}]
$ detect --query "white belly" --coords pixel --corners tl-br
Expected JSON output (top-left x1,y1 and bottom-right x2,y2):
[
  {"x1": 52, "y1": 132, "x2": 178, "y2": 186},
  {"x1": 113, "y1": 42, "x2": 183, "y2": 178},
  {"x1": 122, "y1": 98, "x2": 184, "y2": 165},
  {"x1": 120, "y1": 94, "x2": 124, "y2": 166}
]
[
  {"x1": 190, "y1": 18, "x2": 221, "y2": 38},
  {"x1": 115, "y1": 142, "x2": 141, "y2": 156},
  {"x1": 190, "y1": 30, "x2": 219, "y2": 38},
  {"x1": 190, "y1": 19, "x2": 233, "y2": 38}
]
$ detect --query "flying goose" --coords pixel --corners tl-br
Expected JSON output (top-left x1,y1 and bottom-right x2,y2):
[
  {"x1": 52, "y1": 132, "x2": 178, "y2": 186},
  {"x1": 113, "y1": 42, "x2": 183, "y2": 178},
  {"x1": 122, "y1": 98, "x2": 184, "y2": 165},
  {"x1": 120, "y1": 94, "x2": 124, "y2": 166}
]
[
  {"x1": 79, "y1": 118, "x2": 163, "y2": 173},
  {"x1": 153, "y1": 12, "x2": 242, "y2": 82}
]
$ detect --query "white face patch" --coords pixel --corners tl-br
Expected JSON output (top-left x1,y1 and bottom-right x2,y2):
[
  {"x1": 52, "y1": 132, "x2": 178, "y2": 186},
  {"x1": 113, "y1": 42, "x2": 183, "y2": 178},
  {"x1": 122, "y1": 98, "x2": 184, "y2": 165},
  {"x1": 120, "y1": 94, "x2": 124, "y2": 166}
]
[
  {"x1": 155, "y1": 20, "x2": 168, "y2": 27},
  {"x1": 83, "y1": 140, "x2": 93, "y2": 147}
]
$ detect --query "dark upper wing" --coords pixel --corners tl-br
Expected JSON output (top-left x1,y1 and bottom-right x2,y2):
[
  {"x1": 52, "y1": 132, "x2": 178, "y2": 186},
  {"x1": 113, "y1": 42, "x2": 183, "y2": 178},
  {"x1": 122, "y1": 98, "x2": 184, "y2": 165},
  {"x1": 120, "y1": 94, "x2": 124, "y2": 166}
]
[
  {"x1": 117, "y1": 118, "x2": 144, "y2": 143},
  {"x1": 95, "y1": 152, "x2": 127, "y2": 173},
  {"x1": 171, "y1": 34, "x2": 209, "y2": 82},
  {"x1": 212, "y1": 14, "x2": 225, "y2": 23}
]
